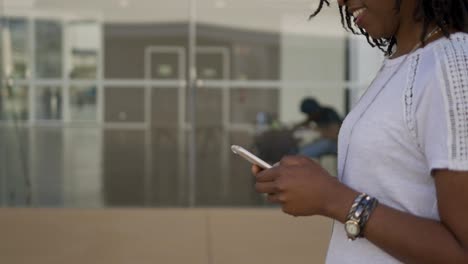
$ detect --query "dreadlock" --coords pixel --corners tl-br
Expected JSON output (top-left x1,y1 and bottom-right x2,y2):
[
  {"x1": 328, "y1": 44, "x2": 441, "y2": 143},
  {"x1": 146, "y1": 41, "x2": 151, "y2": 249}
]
[{"x1": 310, "y1": 0, "x2": 468, "y2": 56}]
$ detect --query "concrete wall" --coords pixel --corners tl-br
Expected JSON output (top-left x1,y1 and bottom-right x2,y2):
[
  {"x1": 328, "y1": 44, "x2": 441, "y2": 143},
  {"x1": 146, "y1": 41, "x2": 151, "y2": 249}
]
[{"x1": 0, "y1": 208, "x2": 332, "y2": 264}]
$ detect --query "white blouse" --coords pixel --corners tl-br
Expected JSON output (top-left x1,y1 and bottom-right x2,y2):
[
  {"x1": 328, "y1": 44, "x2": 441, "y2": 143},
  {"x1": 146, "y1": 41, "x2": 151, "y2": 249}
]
[{"x1": 326, "y1": 33, "x2": 468, "y2": 264}]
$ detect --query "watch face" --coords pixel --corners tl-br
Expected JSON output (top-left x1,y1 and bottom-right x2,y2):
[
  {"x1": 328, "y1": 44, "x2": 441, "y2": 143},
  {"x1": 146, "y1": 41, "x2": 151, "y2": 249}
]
[{"x1": 345, "y1": 221, "x2": 360, "y2": 236}]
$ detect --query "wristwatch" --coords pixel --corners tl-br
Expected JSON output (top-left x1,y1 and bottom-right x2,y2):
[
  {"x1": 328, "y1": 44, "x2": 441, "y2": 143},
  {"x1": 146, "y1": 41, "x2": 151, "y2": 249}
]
[
  {"x1": 345, "y1": 194, "x2": 371, "y2": 241},
  {"x1": 344, "y1": 220, "x2": 361, "y2": 240},
  {"x1": 345, "y1": 202, "x2": 366, "y2": 240}
]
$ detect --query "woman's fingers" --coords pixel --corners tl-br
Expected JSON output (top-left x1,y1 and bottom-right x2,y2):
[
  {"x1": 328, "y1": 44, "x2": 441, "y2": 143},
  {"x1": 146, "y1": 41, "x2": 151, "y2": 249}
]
[
  {"x1": 267, "y1": 193, "x2": 286, "y2": 203},
  {"x1": 251, "y1": 164, "x2": 262, "y2": 175},
  {"x1": 255, "y1": 181, "x2": 278, "y2": 194},
  {"x1": 255, "y1": 166, "x2": 281, "y2": 182}
]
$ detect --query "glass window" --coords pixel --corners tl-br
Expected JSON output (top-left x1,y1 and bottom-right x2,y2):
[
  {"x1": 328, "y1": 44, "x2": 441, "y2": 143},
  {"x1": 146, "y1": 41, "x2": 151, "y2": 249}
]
[
  {"x1": 3, "y1": 18, "x2": 29, "y2": 79},
  {"x1": 0, "y1": 126, "x2": 30, "y2": 206},
  {"x1": 104, "y1": 87, "x2": 145, "y2": 123},
  {"x1": 0, "y1": 84, "x2": 29, "y2": 121},
  {"x1": 149, "y1": 52, "x2": 181, "y2": 80},
  {"x1": 35, "y1": 86, "x2": 62, "y2": 120},
  {"x1": 32, "y1": 127, "x2": 64, "y2": 206},
  {"x1": 68, "y1": 21, "x2": 99, "y2": 79},
  {"x1": 104, "y1": 23, "x2": 188, "y2": 79},
  {"x1": 35, "y1": 20, "x2": 63, "y2": 78},
  {"x1": 70, "y1": 84, "x2": 97, "y2": 121},
  {"x1": 1, "y1": 0, "x2": 353, "y2": 208},
  {"x1": 231, "y1": 42, "x2": 280, "y2": 81}
]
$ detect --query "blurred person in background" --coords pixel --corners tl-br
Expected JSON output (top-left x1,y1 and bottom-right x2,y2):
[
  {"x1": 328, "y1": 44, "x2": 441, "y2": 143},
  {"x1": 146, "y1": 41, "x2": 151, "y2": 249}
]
[
  {"x1": 293, "y1": 97, "x2": 342, "y2": 159},
  {"x1": 253, "y1": 111, "x2": 299, "y2": 165},
  {"x1": 252, "y1": 0, "x2": 468, "y2": 263}
]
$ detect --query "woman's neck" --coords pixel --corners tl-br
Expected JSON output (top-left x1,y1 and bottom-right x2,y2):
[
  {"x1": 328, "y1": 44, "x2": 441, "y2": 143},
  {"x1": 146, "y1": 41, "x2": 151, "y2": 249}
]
[{"x1": 390, "y1": 21, "x2": 442, "y2": 59}]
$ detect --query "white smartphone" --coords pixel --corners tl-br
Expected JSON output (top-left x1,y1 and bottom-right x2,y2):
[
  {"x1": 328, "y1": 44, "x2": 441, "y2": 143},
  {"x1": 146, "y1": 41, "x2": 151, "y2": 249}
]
[{"x1": 231, "y1": 145, "x2": 272, "y2": 169}]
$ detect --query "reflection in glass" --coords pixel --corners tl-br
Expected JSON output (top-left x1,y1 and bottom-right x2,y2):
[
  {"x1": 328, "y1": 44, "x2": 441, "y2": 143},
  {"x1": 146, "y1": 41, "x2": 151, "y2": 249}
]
[
  {"x1": 230, "y1": 88, "x2": 279, "y2": 124},
  {"x1": 0, "y1": 20, "x2": 2, "y2": 81},
  {"x1": 70, "y1": 85, "x2": 97, "y2": 121},
  {"x1": 149, "y1": 53, "x2": 180, "y2": 80},
  {"x1": 232, "y1": 42, "x2": 279, "y2": 80},
  {"x1": 0, "y1": 126, "x2": 31, "y2": 206},
  {"x1": 2, "y1": 18, "x2": 29, "y2": 79},
  {"x1": 0, "y1": 0, "x2": 350, "y2": 208},
  {"x1": 0, "y1": 84, "x2": 29, "y2": 121},
  {"x1": 68, "y1": 21, "x2": 99, "y2": 79},
  {"x1": 63, "y1": 127, "x2": 102, "y2": 207},
  {"x1": 36, "y1": 20, "x2": 62, "y2": 78},
  {"x1": 196, "y1": 52, "x2": 223, "y2": 80},
  {"x1": 104, "y1": 87, "x2": 145, "y2": 123},
  {"x1": 103, "y1": 129, "x2": 145, "y2": 206},
  {"x1": 32, "y1": 127, "x2": 63, "y2": 206},
  {"x1": 196, "y1": 25, "x2": 280, "y2": 81},
  {"x1": 36, "y1": 86, "x2": 62, "y2": 120}
]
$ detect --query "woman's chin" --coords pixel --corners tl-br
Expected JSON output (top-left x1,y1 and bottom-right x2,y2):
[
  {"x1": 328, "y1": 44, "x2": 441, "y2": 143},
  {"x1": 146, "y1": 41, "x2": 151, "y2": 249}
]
[
  {"x1": 362, "y1": 26, "x2": 395, "y2": 40},
  {"x1": 366, "y1": 31, "x2": 393, "y2": 41}
]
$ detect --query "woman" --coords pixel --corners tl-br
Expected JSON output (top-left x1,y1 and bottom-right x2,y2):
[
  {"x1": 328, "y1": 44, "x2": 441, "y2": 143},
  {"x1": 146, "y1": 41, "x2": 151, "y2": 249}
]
[{"x1": 253, "y1": 0, "x2": 468, "y2": 263}]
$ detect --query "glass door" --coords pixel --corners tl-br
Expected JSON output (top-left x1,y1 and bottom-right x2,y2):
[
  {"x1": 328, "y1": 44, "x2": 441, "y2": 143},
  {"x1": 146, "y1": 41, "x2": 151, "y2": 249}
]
[{"x1": 193, "y1": 0, "x2": 348, "y2": 205}]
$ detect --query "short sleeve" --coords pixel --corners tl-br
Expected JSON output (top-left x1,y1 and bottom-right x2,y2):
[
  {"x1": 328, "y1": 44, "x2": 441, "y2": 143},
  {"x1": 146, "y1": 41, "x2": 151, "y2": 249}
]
[{"x1": 417, "y1": 36, "x2": 468, "y2": 171}]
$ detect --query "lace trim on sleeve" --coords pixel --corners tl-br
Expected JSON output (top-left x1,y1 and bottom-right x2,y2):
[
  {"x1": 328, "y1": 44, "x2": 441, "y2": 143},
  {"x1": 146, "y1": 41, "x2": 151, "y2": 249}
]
[
  {"x1": 435, "y1": 35, "x2": 468, "y2": 170},
  {"x1": 404, "y1": 54, "x2": 422, "y2": 150}
]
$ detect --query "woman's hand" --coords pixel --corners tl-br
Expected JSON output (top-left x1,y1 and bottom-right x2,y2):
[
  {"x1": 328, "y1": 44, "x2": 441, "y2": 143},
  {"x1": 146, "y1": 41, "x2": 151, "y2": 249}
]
[{"x1": 252, "y1": 155, "x2": 344, "y2": 217}]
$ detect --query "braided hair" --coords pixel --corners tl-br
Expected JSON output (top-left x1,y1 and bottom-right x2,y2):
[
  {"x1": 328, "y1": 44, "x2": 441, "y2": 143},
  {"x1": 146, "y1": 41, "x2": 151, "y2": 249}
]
[{"x1": 310, "y1": 0, "x2": 468, "y2": 56}]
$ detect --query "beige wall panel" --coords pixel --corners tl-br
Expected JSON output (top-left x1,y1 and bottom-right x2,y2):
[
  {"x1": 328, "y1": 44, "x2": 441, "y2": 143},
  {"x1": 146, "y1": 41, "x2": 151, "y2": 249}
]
[
  {"x1": 0, "y1": 208, "x2": 332, "y2": 264},
  {"x1": 0, "y1": 209, "x2": 209, "y2": 264},
  {"x1": 209, "y1": 209, "x2": 332, "y2": 264}
]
